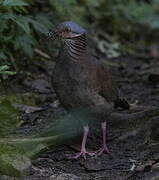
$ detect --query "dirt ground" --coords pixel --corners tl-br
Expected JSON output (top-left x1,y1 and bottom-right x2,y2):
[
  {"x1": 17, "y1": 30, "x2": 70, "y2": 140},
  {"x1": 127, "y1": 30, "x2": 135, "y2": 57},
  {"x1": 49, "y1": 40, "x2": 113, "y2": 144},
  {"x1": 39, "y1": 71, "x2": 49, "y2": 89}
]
[{"x1": 6, "y1": 53, "x2": 159, "y2": 180}]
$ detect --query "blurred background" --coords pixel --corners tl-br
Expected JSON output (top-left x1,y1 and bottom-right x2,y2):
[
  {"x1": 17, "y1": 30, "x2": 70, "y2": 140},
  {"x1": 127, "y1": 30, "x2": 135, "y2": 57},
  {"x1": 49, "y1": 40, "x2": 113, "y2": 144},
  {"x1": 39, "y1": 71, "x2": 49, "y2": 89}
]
[
  {"x1": 1, "y1": 0, "x2": 159, "y2": 82},
  {"x1": 1, "y1": 0, "x2": 159, "y2": 113},
  {"x1": 1, "y1": 0, "x2": 159, "y2": 108},
  {"x1": 1, "y1": 0, "x2": 159, "y2": 178}
]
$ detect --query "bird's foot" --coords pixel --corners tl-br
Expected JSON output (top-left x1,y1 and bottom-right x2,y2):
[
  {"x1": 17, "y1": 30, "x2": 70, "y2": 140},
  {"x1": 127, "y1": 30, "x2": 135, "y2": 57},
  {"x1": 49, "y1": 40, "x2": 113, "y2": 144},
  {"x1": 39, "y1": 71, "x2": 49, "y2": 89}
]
[
  {"x1": 95, "y1": 121, "x2": 110, "y2": 156},
  {"x1": 97, "y1": 144, "x2": 110, "y2": 156},
  {"x1": 66, "y1": 125, "x2": 96, "y2": 159},
  {"x1": 66, "y1": 150, "x2": 96, "y2": 159}
]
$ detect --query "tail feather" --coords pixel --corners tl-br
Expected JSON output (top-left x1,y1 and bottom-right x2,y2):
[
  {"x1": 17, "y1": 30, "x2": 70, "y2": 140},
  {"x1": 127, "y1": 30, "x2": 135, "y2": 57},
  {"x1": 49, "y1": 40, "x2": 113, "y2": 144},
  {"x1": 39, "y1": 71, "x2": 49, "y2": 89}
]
[{"x1": 114, "y1": 97, "x2": 130, "y2": 110}]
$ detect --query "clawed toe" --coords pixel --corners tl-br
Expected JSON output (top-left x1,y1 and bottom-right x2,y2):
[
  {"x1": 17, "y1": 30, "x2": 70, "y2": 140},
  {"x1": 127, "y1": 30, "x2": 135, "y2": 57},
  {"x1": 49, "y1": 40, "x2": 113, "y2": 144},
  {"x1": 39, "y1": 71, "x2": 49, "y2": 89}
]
[
  {"x1": 97, "y1": 146, "x2": 109, "y2": 156},
  {"x1": 66, "y1": 151, "x2": 96, "y2": 159},
  {"x1": 65, "y1": 121, "x2": 110, "y2": 160}
]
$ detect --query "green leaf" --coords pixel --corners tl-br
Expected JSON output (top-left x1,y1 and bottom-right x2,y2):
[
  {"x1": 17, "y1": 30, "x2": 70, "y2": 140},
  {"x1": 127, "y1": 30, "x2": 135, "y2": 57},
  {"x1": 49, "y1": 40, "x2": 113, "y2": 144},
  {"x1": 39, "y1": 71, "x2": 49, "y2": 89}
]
[
  {"x1": 29, "y1": 18, "x2": 50, "y2": 33},
  {"x1": 0, "y1": 53, "x2": 7, "y2": 60},
  {"x1": 14, "y1": 35, "x2": 36, "y2": 57},
  {"x1": 35, "y1": 14, "x2": 53, "y2": 29},
  {"x1": 1, "y1": 71, "x2": 16, "y2": 75},
  {"x1": 85, "y1": 0, "x2": 100, "y2": 7},
  {"x1": 0, "y1": 152, "x2": 31, "y2": 177},
  {"x1": 0, "y1": 13, "x2": 15, "y2": 20},
  {"x1": 0, "y1": 13, "x2": 31, "y2": 34},
  {"x1": 0, "y1": 65, "x2": 16, "y2": 77},
  {"x1": 22, "y1": 42, "x2": 34, "y2": 57},
  {"x1": 3, "y1": 0, "x2": 29, "y2": 6},
  {"x1": 0, "y1": 19, "x2": 8, "y2": 32},
  {"x1": 0, "y1": 100, "x2": 20, "y2": 136},
  {"x1": 13, "y1": 16, "x2": 30, "y2": 34},
  {"x1": 14, "y1": 5, "x2": 28, "y2": 13},
  {"x1": 0, "y1": 65, "x2": 10, "y2": 72}
]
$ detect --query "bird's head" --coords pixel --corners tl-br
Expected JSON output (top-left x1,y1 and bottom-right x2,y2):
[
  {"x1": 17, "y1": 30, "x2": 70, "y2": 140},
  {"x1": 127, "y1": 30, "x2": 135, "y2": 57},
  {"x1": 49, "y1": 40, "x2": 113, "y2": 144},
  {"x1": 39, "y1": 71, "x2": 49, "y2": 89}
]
[{"x1": 48, "y1": 21, "x2": 86, "y2": 40}]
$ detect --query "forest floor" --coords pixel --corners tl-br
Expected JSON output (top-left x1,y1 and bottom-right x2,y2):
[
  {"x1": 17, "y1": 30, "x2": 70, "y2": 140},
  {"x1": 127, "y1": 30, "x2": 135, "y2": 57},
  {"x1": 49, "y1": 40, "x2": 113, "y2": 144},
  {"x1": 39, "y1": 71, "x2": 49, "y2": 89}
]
[{"x1": 3, "y1": 50, "x2": 159, "y2": 180}]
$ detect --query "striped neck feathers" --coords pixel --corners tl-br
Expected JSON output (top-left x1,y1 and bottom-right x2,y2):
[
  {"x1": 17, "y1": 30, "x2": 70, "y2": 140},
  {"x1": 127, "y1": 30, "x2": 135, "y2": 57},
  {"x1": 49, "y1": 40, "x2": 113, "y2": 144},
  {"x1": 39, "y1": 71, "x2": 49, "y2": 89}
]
[{"x1": 64, "y1": 34, "x2": 87, "y2": 61}]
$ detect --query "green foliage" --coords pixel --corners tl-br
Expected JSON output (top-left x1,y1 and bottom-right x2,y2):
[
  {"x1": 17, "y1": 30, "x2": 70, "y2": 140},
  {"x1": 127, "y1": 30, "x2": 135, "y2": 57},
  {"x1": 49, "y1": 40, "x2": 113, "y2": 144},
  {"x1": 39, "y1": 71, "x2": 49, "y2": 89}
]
[
  {"x1": 0, "y1": 148, "x2": 31, "y2": 177},
  {"x1": 1, "y1": 0, "x2": 159, "y2": 75},
  {"x1": 103, "y1": 0, "x2": 159, "y2": 31},
  {"x1": 49, "y1": 0, "x2": 159, "y2": 46},
  {"x1": 0, "y1": 99, "x2": 20, "y2": 136},
  {"x1": 49, "y1": 0, "x2": 87, "y2": 26},
  {"x1": 0, "y1": 65, "x2": 16, "y2": 80},
  {"x1": 0, "y1": 103, "x2": 95, "y2": 176},
  {"x1": 0, "y1": 0, "x2": 53, "y2": 70},
  {"x1": 3, "y1": 0, "x2": 29, "y2": 6}
]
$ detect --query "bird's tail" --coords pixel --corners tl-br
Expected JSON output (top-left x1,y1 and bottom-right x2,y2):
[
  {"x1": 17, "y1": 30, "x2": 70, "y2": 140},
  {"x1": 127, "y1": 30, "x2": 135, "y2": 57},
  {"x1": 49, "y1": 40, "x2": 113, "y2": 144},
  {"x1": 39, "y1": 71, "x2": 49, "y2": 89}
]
[{"x1": 114, "y1": 89, "x2": 130, "y2": 110}]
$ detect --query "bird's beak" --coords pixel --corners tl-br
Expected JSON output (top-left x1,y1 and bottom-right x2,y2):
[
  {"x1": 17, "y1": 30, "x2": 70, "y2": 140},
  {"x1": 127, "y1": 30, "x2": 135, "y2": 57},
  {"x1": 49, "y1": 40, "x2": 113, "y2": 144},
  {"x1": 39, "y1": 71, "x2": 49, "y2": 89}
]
[{"x1": 47, "y1": 30, "x2": 59, "y2": 39}]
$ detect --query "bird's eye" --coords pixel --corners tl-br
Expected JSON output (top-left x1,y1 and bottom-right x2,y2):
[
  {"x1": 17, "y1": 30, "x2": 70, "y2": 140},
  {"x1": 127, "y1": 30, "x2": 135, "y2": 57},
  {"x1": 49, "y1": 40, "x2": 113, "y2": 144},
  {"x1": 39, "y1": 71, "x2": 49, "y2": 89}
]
[{"x1": 65, "y1": 27, "x2": 70, "y2": 32}]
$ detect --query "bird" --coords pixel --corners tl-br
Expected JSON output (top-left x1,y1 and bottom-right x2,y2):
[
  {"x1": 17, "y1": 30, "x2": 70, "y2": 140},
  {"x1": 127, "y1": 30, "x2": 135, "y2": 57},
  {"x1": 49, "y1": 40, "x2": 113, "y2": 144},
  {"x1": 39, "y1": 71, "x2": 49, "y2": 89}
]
[{"x1": 49, "y1": 21, "x2": 129, "y2": 159}]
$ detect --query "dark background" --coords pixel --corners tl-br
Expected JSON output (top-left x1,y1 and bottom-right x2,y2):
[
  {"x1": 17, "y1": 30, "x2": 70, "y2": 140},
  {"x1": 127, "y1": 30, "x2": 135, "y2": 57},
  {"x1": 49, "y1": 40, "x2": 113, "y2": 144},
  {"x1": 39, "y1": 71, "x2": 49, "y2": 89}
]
[{"x1": 1, "y1": 0, "x2": 159, "y2": 179}]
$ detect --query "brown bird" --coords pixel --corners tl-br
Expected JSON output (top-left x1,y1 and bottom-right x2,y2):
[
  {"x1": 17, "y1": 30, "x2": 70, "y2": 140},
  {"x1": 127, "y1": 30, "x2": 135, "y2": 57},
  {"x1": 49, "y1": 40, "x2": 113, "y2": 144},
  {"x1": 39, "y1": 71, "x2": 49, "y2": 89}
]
[{"x1": 49, "y1": 21, "x2": 129, "y2": 159}]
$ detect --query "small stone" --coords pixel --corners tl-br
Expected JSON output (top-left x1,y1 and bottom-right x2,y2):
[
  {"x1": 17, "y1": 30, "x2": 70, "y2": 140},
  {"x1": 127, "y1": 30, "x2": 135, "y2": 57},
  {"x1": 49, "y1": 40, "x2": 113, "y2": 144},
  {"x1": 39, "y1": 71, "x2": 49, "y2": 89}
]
[
  {"x1": 136, "y1": 160, "x2": 155, "y2": 172},
  {"x1": 24, "y1": 79, "x2": 52, "y2": 93},
  {"x1": 50, "y1": 100, "x2": 60, "y2": 108},
  {"x1": 150, "y1": 175, "x2": 159, "y2": 180},
  {"x1": 31, "y1": 79, "x2": 52, "y2": 93},
  {"x1": 50, "y1": 173, "x2": 81, "y2": 180},
  {"x1": 80, "y1": 158, "x2": 107, "y2": 171}
]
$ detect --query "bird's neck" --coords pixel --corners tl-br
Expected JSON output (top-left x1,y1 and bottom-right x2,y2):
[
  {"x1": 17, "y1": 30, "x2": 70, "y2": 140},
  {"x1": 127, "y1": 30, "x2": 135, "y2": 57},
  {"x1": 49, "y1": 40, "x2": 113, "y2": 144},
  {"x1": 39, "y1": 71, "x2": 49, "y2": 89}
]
[{"x1": 64, "y1": 34, "x2": 87, "y2": 61}]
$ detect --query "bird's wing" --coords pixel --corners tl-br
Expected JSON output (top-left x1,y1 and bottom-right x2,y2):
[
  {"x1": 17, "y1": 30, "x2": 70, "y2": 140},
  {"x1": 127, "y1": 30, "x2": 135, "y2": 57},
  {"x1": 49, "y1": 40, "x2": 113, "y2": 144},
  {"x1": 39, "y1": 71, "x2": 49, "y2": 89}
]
[{"x1": 97, "y1": 62, "x2": 130, "y2": 109}]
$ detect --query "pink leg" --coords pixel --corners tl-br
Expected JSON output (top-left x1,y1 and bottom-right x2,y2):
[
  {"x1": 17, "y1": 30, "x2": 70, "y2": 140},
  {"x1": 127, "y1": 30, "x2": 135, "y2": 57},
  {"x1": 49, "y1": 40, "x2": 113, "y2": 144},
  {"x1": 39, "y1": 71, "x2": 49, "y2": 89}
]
[
  {"x1": 66, "y1": 125, "x2": 96, "y2": 159},
  {"x1": 97, "y1": 122, "x2": 110, "y2": 155}
]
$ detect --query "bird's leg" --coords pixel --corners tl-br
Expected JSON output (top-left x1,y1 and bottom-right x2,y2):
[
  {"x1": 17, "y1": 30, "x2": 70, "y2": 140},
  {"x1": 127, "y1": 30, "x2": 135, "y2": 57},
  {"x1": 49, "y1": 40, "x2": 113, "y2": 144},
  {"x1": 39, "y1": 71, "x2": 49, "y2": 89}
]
[
  {"x1": 66, "y1": 125, "x2": 96, "y2": 159},
  {"x1": 97, "y1": 122, "x2": 109, "y2": 155}
]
